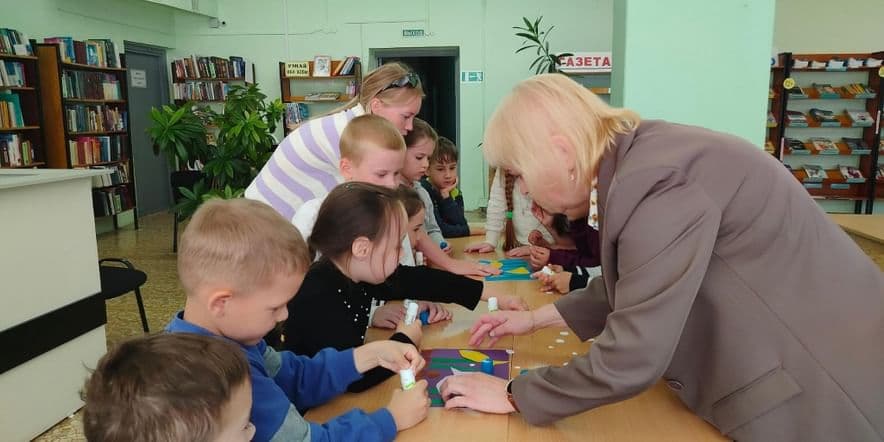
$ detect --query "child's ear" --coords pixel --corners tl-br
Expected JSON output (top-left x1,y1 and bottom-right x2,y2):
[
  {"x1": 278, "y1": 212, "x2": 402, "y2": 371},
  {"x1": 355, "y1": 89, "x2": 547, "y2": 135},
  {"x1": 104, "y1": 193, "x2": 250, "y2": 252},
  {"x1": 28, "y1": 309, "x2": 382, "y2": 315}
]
[
  {"x1": 339, "y1": 157, "x2": 353, "y2": 180},
  {"x1": 351, "y1": 236, "x2": 372, "y2": 260},
  {"x1": 207, "y1": 289, "x2": 234, "y2": 317}
]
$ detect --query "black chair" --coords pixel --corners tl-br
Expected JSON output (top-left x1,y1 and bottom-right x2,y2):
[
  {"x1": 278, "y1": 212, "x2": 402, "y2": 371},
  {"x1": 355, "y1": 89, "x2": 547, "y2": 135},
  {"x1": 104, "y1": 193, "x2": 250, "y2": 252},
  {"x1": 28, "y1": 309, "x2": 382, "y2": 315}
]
[
  {"x1": 171, "y1": 170, "x2": 204, "y2": 252},
  {"x1": 99, "y1": 258, "x2": 149, "y2": 333}
]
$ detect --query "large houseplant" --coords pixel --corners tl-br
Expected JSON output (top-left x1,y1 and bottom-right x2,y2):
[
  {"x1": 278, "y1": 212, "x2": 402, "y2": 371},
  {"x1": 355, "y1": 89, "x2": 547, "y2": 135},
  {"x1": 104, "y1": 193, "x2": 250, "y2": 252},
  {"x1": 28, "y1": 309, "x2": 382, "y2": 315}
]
[
  {"x1": 149, "y1": 83, "x2": 283, "y2": 219},
  {"x1": 514, "y1": 16, "x2": 573, "y2": 74}
]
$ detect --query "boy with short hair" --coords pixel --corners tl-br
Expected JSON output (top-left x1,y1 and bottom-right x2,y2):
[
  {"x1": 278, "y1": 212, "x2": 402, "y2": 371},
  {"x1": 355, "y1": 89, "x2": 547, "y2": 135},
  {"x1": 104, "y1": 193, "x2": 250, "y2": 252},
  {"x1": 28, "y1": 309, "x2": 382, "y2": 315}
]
[
  {"x1": 82, "y1": 333, "x2": 255, "y2": 442},
  {"x1": 420, "y1": 136, "x2": 479, "y2": 238},
  {"x1": 167, "y1": 198, "x2": 429, "y2": 442}
]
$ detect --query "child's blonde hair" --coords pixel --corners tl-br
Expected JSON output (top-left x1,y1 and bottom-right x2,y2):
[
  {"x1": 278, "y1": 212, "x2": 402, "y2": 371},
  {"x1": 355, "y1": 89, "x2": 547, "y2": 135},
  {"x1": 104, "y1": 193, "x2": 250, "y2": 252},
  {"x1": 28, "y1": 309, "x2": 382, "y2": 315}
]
[
  {"x1": 178, "y1": 198, "x2": 311, "y2": 296},
  {"x1": 404, "y1": 117, "x2": 438, "y2": 148},
  {"x1": 483, "y1": 74, "x2": 640, "y2": 186},
  {"x1": 340, "y1": 114, "x2": 406, "y2": 163}
]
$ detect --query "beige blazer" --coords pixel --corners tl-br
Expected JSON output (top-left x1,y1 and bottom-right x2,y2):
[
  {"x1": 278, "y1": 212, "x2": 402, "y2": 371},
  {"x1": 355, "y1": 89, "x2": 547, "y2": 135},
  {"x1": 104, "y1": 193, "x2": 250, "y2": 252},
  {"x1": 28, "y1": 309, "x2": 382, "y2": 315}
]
[{"x1": 511, "y1": 120, "x2": 884, "y2": 441}]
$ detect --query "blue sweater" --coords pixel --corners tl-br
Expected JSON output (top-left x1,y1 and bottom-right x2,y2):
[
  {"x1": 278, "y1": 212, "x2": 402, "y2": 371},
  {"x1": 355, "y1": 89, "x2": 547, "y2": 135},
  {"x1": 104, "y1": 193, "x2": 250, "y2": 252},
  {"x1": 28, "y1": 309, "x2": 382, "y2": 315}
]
[
  {"x1": 419, "y1": 177, "x2": 470, "y2": 238},
  {"x1": 165, "y1": 312, "x2": 397, "y2": 442}
]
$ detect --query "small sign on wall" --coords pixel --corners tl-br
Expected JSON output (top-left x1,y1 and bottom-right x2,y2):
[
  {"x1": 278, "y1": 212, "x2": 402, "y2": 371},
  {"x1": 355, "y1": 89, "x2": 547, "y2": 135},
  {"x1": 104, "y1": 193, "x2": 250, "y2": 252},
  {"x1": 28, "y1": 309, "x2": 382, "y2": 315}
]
[
  {"x1": 130, "y1": 69, "x2": 147, "y2": 88},
  {"x1": 460, "y1": 71, "x2": 484, "y2": 83},
  {"x1": 402, "y1": 29, "x2": 426, "y2": 38},
  {"x1": 285, "y1": 62, "x2": 309, "y2": 77},
  {"x1": 557, "y1": 52, "x2": 612, "y2": 73}
]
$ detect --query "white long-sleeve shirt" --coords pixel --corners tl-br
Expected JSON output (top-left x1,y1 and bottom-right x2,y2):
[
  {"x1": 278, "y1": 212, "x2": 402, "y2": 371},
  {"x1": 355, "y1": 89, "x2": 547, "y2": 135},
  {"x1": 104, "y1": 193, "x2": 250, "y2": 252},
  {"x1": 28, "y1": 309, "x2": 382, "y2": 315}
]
[{"x1": 484, "y1": 170, "x2": 553, "y2": 247}]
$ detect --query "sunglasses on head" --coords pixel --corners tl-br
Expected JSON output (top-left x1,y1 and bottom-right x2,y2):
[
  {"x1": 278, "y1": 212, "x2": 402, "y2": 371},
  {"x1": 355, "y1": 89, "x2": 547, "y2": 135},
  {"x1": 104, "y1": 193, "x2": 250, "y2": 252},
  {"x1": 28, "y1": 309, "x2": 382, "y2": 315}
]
[{"x1": 380, "y1": 72, "x2": 421, "y2": 93}]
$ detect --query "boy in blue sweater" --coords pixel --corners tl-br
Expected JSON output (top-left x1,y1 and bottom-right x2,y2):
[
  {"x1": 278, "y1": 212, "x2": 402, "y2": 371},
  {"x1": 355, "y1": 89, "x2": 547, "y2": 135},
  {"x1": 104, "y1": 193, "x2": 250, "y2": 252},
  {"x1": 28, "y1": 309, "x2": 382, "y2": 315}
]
[
  {"x1": 420, "y1": 136, "x2": 482, "y2": 238},
  {"x1": 166, "y1": 198, "x2": 429, "y2": 442}
]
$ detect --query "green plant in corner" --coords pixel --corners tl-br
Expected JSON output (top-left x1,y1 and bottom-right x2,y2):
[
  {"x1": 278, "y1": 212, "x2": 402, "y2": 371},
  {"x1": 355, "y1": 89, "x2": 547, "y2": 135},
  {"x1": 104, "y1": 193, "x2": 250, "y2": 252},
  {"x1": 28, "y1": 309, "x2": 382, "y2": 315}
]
[
  {"x1": 148, "y1": 83, "x2": 284, "y2": 220},
  {"x1": 514, "y1": 16, "x2": 573, "y2": 74}
]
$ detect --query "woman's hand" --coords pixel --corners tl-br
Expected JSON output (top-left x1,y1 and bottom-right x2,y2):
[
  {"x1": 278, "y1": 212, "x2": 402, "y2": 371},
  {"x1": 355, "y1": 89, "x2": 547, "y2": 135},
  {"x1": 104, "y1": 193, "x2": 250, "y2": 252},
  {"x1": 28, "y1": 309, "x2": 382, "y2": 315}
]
[
  {"x1": 464, "y1": 241, "x2": 495, "y2": 254},
  {"x1": 438, "y1": 373, "x2": 514, "y2": 414},
  {"x1": 505, "y1": 245, "x2": 531, "y2": 257},
  {"x1": 468, "y1": 310, "x2": 536, "y2": 347}
]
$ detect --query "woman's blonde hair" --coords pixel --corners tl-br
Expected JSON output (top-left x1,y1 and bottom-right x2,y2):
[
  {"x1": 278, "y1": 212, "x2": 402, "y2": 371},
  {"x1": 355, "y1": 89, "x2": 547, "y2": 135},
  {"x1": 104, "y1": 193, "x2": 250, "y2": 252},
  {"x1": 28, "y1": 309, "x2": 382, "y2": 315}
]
[
  {"x1": 483, "y1": 74, "x2": 640, "y2": 186},
  {"x1": 317, "y1": 62, "x2": 425, "y2": 120}
]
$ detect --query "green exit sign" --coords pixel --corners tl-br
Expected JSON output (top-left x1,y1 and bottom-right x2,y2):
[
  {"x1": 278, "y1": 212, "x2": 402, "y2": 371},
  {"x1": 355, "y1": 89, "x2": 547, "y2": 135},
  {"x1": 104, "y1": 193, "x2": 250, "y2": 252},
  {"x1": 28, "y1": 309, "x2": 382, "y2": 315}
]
[
  {"x1": 402, "y1": 29, "x2": 425, "y2": 37},
  {"x1": 460, "y1": 71, "x2": 484, "y2": 83}
]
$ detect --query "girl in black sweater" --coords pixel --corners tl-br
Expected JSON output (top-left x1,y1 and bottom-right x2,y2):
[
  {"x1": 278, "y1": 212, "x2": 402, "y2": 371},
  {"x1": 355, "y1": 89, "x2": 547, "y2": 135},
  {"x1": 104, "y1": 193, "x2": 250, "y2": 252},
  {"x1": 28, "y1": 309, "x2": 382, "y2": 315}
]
[{"x1": 278, "y1": 183, "x2": 527, "y2": 392}]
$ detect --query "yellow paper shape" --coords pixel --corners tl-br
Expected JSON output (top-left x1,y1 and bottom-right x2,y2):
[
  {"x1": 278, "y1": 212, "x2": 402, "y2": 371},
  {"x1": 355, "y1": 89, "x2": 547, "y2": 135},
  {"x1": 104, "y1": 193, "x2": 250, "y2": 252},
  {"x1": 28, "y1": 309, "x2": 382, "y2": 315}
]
[
  {"x1": 509, "y1": 267, "x2": 530, "y2": 274},
  {"x1": 459, "y1": 349, "x2": 506, "y2": 365}
]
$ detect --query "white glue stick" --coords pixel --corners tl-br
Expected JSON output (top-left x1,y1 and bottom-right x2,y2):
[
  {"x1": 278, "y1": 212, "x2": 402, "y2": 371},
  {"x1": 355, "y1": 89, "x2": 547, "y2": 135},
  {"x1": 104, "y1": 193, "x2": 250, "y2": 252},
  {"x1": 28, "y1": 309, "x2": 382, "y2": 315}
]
[
  {"x1": 405, "y1": 301, "x2": 419, "y2": 325},
  {"x1": 399, "y1": 368, "x2": 416, "y2": 390},
  {"x1": 488, "y1": 297, "x2": 499, "y2": 312},
  {"x1": 541, "y1": 265, "x2": 555, "y2": 276},
  {"x1": 415, "y1": 251, "x2": 424, "y2": 266}
]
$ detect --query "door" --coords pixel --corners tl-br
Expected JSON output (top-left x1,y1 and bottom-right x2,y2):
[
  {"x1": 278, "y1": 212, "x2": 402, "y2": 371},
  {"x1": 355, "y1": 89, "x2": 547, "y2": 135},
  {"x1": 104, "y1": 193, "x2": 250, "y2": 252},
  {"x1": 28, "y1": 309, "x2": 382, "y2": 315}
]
[{"x1": 124, "y1": 42, "x2": 172, "y2": 216}]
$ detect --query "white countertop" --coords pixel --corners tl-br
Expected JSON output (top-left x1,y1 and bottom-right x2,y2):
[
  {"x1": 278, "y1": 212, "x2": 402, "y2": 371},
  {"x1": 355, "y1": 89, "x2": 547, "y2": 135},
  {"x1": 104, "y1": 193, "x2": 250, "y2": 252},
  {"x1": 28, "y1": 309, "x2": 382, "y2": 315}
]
[{"x1": 0, "y1": 169, "x2": 109, "y2": 190}]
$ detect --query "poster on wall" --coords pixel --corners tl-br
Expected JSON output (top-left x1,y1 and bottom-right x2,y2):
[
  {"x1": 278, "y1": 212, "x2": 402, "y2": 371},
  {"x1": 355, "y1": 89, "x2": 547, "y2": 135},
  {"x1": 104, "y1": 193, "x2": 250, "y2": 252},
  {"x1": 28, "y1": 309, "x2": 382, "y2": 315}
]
[{"x1": 557, "y1": 52, "x2": 612, "y2": 73}]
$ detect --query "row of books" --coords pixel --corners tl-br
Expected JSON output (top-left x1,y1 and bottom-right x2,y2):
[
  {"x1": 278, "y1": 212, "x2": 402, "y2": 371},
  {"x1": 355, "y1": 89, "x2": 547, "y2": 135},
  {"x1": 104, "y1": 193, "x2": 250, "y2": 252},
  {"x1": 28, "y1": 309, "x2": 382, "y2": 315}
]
[
  {"x1": 284, "y1": 103, "x2": 310, "y2": 130},
  {"x1": 44, "y1": 37, "x2": 119, "y2": 68},
  {"x1": 68, "y1": 135, "x2": 127, "y2": 166},
  {"x1": 65, "y1": 104, "x2": 127, "y2": 133},
  {"x1": 0, "y1": 91, "x2": 24, "y2": 127},
  {"x1": 89, "y1": 164, "x2": 130, "y2": 188},
  {"x1": 792, "y1": 57, "x2": 882, "y2": 70},
  {"x1": 303, "y1": 92, "x2": 341, "y2": 101},
  {"x1": 0, "y1": 134, "x2": 35, "y2": 167},
  {"x1": 787, "y1": 83, "x2": 876, "y2": 100},
  {"x1": 333, "y1": 56, "x2": 359, "y2": 76},
  {"x1": 0, "y1": 28, "x2": 32, "y2": 55},
  {"x1": 92, "y1": 186, "x2": 133, "y2": 217},
  {"x1": 0, "y1": 61, "x2": 26, "y2": 86},
  {"x1": 786, "y1": 137, "x2": 872, "y2": 155},
  {"x1": 785, "y1": 109, "x2": 873, "y2": 127},
  {"x1": 61, "y1": 70, "x2": 121, "y2": 100},
  {"x1": 173, "y1": 55, "x2": 249, "y2": 80},
  {"x1": 800, "y1": 164, "x2": 867, "y2": 183},
  {"x1": 173, "y1": 81, "x2": 229, "y2": 101}
]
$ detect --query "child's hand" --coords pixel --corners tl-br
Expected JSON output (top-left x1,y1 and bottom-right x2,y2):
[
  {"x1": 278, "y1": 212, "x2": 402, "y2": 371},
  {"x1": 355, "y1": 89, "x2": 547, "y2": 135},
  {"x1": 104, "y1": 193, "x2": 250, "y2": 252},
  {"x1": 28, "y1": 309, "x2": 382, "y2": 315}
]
[
  {"x1": 528, "y1": 229, "x2": 552, "y2": 248},
  {"x1": 396, "y1": 320, "x2": 423, "y2": 345},
  {"x1": 496, "y1": 294, "x2": 529, "y2": 311},
  {"x1": 528, "y1": 246, "x2": 550, "y2": 269},
  {"x1": 532, "y1": 268, "x2": 572, "y2": 294},
  {"x1": 440, "y1": 177, "x2": 458, "y2": 199},
  {"x1": 505, "y1": 245, "x2": 531, "y2": 257},
  {"x1": 464, "y1": 241, "x2": 495, "y2": 253},
  {"x1": 442, "y1": 244, "x2": 453, "y2": 255},
  {"x1": 371, "y1": 303, "x2": 405, "y2": 329},
  {"x1": 354, "y1": 341, "x2": 425, "y2": 374},
  {"x1": 418, "y1": 301, "x2": 453, "y2": 323},
  {"x1": 449, "y1": 259, "x2": 501, "y2": 277},
  {"x1": 388, "y1": 379, "x2": 430, "y2": 431}
]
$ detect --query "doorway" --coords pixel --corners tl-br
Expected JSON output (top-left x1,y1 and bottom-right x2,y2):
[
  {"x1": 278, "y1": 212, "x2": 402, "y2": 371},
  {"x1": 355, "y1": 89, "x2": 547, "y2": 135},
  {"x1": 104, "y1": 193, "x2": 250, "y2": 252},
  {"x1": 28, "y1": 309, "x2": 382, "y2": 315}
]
[
  {"x1": 124, "y1": 42, "x2": 172, "y2": 216},
  {"x1": 374, "y1": 47, "x2": 459, "y2": 145}
]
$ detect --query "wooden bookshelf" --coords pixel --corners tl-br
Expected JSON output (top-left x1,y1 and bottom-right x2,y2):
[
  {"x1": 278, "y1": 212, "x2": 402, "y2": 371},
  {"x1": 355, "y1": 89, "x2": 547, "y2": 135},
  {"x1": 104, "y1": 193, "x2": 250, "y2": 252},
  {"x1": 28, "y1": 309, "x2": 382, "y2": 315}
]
[
  {"x1": 37, "y1": 42, "x2": 138, "y2": 229},
  {"x1": 0, "y1": 42, "x2": 48, "y2": 170},
  {"x1": 279, "y1": 58, "x2": 362, "y2": 135},
  {"x1": 170, "y1": 56, "x2": 255, "y2": 103},
  {"x1": 773, "y1": 51, "x2": 884, "y2": 214}
]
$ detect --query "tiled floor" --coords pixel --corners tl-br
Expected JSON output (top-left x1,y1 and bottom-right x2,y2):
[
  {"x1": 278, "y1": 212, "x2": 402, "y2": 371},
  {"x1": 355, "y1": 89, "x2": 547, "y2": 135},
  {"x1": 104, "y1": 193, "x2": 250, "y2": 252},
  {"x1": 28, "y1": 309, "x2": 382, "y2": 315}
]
[{"x1": 32, "y1": 210, "x2": 884, "y2": 441}]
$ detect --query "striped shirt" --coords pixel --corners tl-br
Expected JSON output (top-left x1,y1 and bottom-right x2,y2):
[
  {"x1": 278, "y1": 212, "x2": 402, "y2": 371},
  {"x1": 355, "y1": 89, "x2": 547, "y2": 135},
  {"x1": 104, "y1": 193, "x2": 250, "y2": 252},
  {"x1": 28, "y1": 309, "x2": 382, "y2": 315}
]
[{"x1": 245, "y1": 104, "x2": 365, "y2": 220}]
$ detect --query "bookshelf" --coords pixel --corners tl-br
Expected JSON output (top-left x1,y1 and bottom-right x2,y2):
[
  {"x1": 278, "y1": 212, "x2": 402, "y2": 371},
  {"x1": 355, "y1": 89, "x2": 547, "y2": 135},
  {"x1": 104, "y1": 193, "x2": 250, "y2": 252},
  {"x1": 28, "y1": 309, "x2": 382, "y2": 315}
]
[
  {"x1": 171, "y1": 55, "x2": 255, "y2": 104},
  {"x1": 36, "y1": 42, "x2": 138, "y2": 229},
  {"x1": 0, "y1": 47, "x2": 47, "y2": 169},
  {"x1": 771, "y1": 52, "x2": 884, "y2": 214},
  {"x1": 279, "y1": 58, "x2": 362, "y2": 135}
]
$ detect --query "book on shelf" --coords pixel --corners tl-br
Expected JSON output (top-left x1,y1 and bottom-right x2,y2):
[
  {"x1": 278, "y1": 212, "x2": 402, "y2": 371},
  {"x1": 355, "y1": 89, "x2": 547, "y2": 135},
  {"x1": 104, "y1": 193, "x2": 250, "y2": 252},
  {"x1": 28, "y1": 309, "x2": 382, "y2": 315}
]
[
  {"x1": 304, "y1": 92, "x2": 341, "y2": 101},
  {"x1": 89, "y1": 164, "x2": 129, "y2": 187},
  {"x1": 0, "y1": 91, "x2": 24, "y2": 127},
  {"x1": 64, "y1": 104, "x2": 127, "y2": 133},
  {"x1": 842, "y1": 137, "x2": 870, "y2": 154},
  {"x1": 285, "y1": 102, "x2": 309, "y2": 130},
  {"x1": 174, "y1": 81, "x2": 229, "y2": 101},
  {"x1": 0, "y1": 60, "x2": 27, "y2": 86},
  {"x1": 61, "y1": 70, "x2": 121, "y2": 100},
  {"x1": 787, "y1": 86, "x2": 807, "y2": 98},
  {"x1": 842, "y1": 83, "x2": 876, "y2": 99},
  {"x1": 786, "y1": 137, "x2": 808, "y2": 154},
  {"x1": 173, "y1": 55, "x2": 250, "y2": 80},
  {"x1": 68, "y1": 135, "x2": 126, "y2": 165},
  {"x1": 809, "y1": 108, "x2": 840, "y2": 127},
  {"x1": 92, "y1": 186, "x2": 133, "y2": 217},
  {"x1": 809, "y1": 137, "x2": 839, "y2": 155},
  {"x1": 336, "y1": 56, "x2": 359, "y2": 76},
  {"x1": 0, "y1": 28, "x2": 33, "y2": 55},
  {"x1": 812, "y1": 83, "x2": 839, "y2": 99},
  {"x1": 786, "y1": 110, "x2": 807, "y2": 127},
  {"x1": 838, "y1": 165, "x2": 865, "y2": 183},
  {"x1": 877, "y1": 164, "x2": 884, "y2": 181},
  {"x1": 802, "y1": 164, "x2": 827, "y2": 182},
  {"x1": 767, "y1": 111, "x2": 777, "y2": 128},
  {"x1": 44, "y1": 37, "x2": 119, "y2": 67},
  {"x1": 846, "y1": 109, "x2": 874, "y2": 127},
  {"x1": 0, "y1": 133, "x2": 34, "y2": 167}
]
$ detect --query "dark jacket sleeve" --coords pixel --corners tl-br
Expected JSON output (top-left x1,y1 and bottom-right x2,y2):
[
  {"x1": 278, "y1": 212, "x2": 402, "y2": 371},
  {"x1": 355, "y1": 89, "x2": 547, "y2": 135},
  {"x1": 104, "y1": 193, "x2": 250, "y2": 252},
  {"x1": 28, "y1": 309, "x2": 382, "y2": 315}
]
[
  {"x1": 346, "y1": 332, "x2": 415, "y2": 392},
  {"x1": 421, "y1": 179, "x2": 471, "y2": 238},
  {"x1": 549, "y1": 220, "x2": 602, "y2": 268},
  {"x1": 363, "y1": 265, "x2": 483, "y2": 310}
]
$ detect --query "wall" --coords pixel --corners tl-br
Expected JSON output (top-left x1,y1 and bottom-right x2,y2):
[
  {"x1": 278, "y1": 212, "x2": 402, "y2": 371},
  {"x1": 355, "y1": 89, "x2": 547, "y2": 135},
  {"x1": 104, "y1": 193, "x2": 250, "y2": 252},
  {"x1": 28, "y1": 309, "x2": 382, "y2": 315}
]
[
  {"x1": 773, "y1": 0, "x2": 884, "y2": 53},
  {"x1": 170, "y1": 0, "x2": 611, "y2": 209}
]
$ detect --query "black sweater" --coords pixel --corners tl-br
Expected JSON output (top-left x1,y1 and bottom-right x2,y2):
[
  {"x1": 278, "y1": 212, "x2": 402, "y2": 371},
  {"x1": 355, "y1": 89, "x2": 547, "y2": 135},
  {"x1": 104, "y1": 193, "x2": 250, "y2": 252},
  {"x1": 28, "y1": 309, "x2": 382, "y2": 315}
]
[{"x1": 280, "y1": 259, "x2": 483, "y2": 392}]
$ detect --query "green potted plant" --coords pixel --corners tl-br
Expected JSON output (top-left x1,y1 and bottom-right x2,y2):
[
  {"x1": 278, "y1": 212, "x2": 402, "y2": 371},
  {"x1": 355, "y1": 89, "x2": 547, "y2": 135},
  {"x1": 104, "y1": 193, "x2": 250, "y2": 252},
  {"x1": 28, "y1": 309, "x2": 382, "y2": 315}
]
[
  {"x1": 149, "y1": 83, "x2": 284, "y2": 220},
  {"x1": 514, "y1": 16, "x2": 573, "y2": 74}
]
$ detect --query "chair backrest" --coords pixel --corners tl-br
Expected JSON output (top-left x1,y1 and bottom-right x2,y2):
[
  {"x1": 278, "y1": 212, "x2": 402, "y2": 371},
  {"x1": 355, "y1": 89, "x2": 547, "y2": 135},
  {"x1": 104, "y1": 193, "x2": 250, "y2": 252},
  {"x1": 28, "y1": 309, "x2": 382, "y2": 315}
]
[{"x1": 170, "y1": 171, "x2": 204, "y2": 203}]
